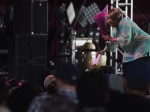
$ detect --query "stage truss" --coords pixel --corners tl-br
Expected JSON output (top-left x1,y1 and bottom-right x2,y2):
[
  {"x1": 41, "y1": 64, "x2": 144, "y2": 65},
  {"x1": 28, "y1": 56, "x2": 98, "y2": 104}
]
[{"x1": 110, "y1": 0, "x2": 133, "y2": 75}]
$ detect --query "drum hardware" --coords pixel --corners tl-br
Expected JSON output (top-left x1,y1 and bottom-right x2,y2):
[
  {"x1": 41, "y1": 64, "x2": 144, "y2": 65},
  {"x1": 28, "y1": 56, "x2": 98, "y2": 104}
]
[
  {"x1": 97, "y1": 53, "x2": 107, "y2": 68},
  {"x1": 77, "y1": 42, "x2": 96, "y2": 74}
]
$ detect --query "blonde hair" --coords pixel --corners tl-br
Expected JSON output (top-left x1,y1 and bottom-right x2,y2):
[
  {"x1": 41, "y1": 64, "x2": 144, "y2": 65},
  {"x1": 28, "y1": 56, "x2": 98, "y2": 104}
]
[{"x1": 108, "y1": 8, "x2": 123, "y2": 21}]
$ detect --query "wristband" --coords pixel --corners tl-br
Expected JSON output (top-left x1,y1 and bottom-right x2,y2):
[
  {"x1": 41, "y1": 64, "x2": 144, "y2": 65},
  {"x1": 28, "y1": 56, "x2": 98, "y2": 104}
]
[{"x1": 110, "y1": 38, "x2": 115, "y2": 42}]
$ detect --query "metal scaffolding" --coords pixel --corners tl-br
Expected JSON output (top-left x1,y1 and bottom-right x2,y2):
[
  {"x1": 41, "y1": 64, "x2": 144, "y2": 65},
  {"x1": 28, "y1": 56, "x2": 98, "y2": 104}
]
[{"x1": 110, "y1": 0, "x2": 133, "y2": 75}]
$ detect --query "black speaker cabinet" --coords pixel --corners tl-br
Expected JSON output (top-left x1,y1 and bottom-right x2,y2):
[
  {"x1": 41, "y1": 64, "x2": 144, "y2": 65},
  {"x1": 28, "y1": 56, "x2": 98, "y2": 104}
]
[
  {"x1": 13, "y1": 0, "x2": 48, "y2": 34},
  {"x1": 8, "y1": 34, "x2": 47, "y2": 87}
]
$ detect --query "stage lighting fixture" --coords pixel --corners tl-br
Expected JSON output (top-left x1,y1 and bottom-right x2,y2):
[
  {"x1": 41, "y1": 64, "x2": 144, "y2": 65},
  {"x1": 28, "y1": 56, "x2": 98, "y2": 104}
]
[
  {"x1": 83, "y1": 2, "x2": 100, "y2": 25},
  {"x1": 87, "y1": 27, "x2": 95, "y2": 38},
  {"x1": 78, "y1": 28, "x2": 87, "y2": 38},
  {"x1": 67, "y1": 2, "x2": 75, "y2": 25},
  {"x1": 94, "y1": 28, "x2": 100, "y2": 43},
  {"x1": 58, "y1": 28, "x2": 66, "y2": 44},
  {"x1": 76, "y1": 5, "x2": 88, "y2": 28},
  {"x1": 58, "y1": 28, "x2": 74, "y2": 44},
  {"x1": 93, "y1": 27, "x2": 101, "y2": 50},
  {"x1": 54, "y1": 3, "x2": 67, "y2": 26},
  {"x1": 55, "y1": 2, "x2": 76, "y2": 26}
]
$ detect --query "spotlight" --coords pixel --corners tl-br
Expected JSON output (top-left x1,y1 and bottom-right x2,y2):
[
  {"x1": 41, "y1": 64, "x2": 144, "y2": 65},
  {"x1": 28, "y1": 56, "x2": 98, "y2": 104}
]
[
  {"x1": 83, "y1": 3, "x2": 100, "y2": 25},
  {"x1": 58, "y1": 28, "x2": 67, "y2": 44},
  {"x1": 55, "y1": 2, "x2": 76, "y2": 26},
  {"x1": 54, "y1": 3, "x2": 67, "y2": 26},
  {"x1": 78, "y1": 28, "x2": 87, "y2": 38},
  {"x1": 66, "y1": 2, "x2": 75, "y2": 25},
  {"x1": 87, "y1": 27, "x2": 95, "y2": 38},
  {"x1": 58, "y1": 28, "x2": 73, "y2": 44},
  {"x1": 93, "y1": 27, "x2": 101, "y2": 50},
  {"x1": 76, "y1": 5, "x2": 88, "y2": 28}
]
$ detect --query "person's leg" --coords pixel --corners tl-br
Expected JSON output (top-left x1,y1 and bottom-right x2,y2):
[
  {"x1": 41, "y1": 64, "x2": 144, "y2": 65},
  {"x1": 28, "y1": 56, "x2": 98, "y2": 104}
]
[
  {"x1": 123, "y1": 57, "x2": 150, "y2": 95},
  {"x1": 122, "y1": 62, "x2": 130, "y2": 77},
  {"x1": 122, "y1": 62, "x2": 130, "y2": 93},
  {"x1": 123, "y1": 57, "x2": 150, "y2": 77}
]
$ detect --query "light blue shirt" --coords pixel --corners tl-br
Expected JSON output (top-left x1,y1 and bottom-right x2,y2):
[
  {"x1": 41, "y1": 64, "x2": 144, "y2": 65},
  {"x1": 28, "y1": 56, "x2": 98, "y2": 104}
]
[{"x1": 105, "y1": 18, "x2": 150, "y2": 63}]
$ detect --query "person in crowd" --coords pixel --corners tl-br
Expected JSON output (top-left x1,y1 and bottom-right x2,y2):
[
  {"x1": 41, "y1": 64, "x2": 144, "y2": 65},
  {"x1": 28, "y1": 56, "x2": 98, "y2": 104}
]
[
  {"x1": 54, "y1": 62, "x2": 80, "y2": 104},
  {"x1": 6, "y1": 83, "x2": 40, "y2": 112},
  {"x1": 43, "y1": 74, "x2": 56, "y2": 95},
  {"x1": 27, "y1": 62, "x2": 80, "y2": 112},
  {"x1": 76, "y1": 70, "x2": 109, "y2": 112},
  {"x1": 27, "y1": 92, "x2": 77, "y2": 112},
  {"x1": 96, "y1": 8, "x2": 150, "y2": 73},
  {"x1": 105, "y1": 59, "x2": 150, "y2": 112}
]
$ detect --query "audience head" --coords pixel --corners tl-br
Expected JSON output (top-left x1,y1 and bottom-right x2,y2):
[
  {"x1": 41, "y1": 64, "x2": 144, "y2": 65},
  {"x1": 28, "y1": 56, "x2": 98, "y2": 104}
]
[
  {"x1": 123, "y1": 59, "x2": 150, "y2": 93},
  {"x1": 6, "y1": 83, "x2": 40, "y2": 112},
  {"x1": 76, "y1": 70, "x2": 109, "y2": 109},
  {"x1": 27, "y1": 94, "x2": 77, "y2": 112},
  {"x1": 55, "y1": 62, "x2": 80, "y2": 85},
  {"x1": 44, "y1": 75, "x2": 56, "y2": 94}
]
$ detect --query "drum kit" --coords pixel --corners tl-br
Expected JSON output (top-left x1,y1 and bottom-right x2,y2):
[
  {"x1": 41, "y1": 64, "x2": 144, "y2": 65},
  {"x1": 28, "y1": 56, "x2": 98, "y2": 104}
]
[
  {"x1": 75, "y1": 38, "x2": 107, "y2": 74},
  {"x1": 48, "y1": 37, "x2": 107, "y2": 75}
]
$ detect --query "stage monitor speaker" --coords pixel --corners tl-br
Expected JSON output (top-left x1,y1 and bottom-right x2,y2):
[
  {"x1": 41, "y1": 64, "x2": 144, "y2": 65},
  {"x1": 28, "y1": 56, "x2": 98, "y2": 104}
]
[
  {"x1": 8, "y1": 34, "x2": 47, "y2": 87},
  {"x1": 13, "y1": 0, "x2": 48, "y2": 34}
]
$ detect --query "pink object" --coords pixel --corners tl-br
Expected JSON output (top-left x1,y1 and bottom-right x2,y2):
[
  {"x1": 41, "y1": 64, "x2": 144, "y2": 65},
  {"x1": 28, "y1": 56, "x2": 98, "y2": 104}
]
[
  {"x1": 93, "y1": 54, "x2": 100, "y2": 65},
  {"x1": 111, "y1": 37, "x2": 115, "y2": 42},
  {"x1": 94, "y1": 4, "x2": 108, "y2": 37}
]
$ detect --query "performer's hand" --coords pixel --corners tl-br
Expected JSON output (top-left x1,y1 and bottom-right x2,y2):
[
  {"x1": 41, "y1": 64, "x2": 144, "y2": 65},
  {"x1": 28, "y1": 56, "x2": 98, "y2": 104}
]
[
  {"x1": 96, "y1": 49, "x2": 106, "y2": 58},
  {"x1": 102, "y1": 34, "x2": 106, "y2": 38},
  {"x1": 91, "y1": 64, "x2": 98, "y2": 71},
  {"x1": 103, "y1": 35, "x2": 111, "y2": 41}
]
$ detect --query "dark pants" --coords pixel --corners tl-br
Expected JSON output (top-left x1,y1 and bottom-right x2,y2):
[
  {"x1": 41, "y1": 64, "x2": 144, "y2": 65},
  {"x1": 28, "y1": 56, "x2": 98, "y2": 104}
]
[
  {"x1": 122, "y1": 56, "x2": 150, "y2": 76},
  {"x1": 122, "y1": 56, "x2": 150, "y2": 95}
]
